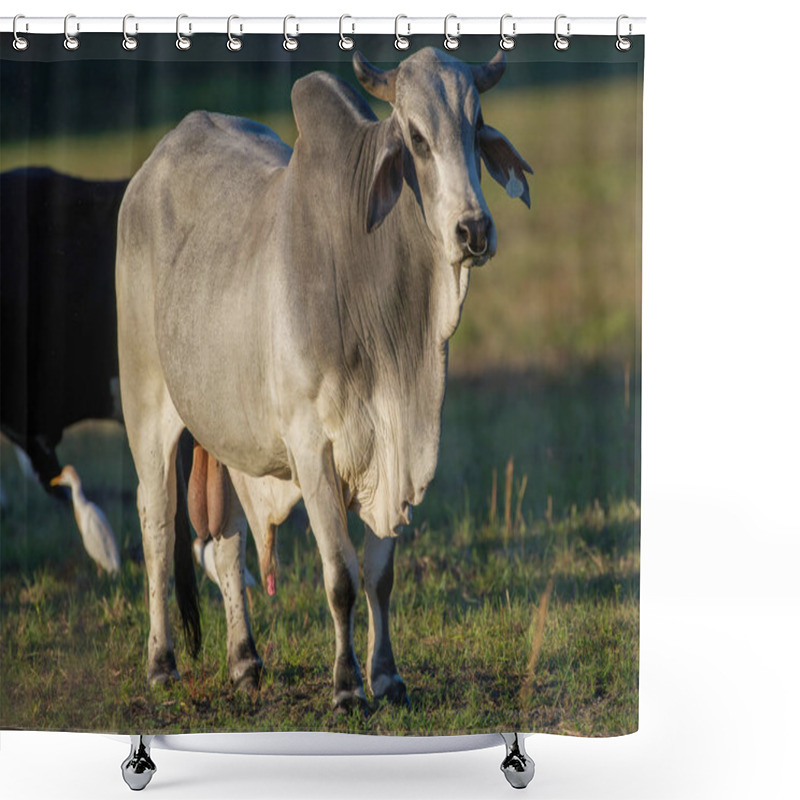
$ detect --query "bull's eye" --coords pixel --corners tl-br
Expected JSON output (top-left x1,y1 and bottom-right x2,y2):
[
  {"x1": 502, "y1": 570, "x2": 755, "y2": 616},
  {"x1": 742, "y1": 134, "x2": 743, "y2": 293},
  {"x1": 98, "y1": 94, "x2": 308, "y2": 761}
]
[{"x1": 409, "y1": 124, "x2": 430, "y2": 157}]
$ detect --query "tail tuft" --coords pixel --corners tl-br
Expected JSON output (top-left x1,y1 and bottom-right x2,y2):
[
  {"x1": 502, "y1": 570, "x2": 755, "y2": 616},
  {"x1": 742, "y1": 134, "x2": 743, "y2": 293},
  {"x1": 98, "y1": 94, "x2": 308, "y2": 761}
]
[{"x1": 174, "y1": 452, "x2": 201, "y2": 658}]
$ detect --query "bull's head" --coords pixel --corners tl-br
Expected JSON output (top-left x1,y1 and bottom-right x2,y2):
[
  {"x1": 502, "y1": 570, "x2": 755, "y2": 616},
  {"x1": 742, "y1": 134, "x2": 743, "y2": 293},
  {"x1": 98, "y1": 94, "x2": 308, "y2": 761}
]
[{"x1": 353, "y1": 48, "x2": 532, "y2": 268}]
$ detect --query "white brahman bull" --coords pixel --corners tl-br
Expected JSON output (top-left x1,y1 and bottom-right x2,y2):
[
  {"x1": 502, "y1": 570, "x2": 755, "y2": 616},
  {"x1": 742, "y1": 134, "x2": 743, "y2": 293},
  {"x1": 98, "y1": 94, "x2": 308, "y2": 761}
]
[{"x1": 116, "y1": 47, "x2": 531, "y2": 711}]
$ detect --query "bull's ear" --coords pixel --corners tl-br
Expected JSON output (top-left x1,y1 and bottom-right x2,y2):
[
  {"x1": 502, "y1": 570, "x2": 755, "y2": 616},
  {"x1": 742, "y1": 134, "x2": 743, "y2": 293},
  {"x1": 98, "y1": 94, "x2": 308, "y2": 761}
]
[
  {"x1": 479, "y1": 125, "x2": 533, "y2": 208},
  {"x1": 367, "y1": 131, "x2": 404, "y2": 233}
]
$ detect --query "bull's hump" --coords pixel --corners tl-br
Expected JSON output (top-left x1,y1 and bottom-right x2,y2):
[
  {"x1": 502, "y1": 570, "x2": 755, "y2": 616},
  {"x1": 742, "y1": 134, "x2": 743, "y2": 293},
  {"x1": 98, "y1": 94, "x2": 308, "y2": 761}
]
[{"x1": 291, "y1": 72, "x2": 377, "y2": 146}]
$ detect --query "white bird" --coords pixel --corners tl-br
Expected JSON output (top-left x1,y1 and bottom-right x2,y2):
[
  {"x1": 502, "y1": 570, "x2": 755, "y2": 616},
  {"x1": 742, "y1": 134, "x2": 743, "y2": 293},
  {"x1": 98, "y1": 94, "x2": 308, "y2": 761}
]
[
  {"x1": 192, "y1": 537, "x2": 257, "y2": 590},
  {"x1": 50, "y1": 465, "x2": 121, "y2": 576}
]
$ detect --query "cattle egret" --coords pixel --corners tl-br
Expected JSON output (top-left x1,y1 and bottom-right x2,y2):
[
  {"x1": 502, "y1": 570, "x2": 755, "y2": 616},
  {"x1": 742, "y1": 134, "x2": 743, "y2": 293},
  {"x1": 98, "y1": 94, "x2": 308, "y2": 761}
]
[
  {"x1": 50, "y1": 465, "x2": 121, "y2": 575},
  {"x1": 192, "y1": 537, "x2": 257, "y2": 589}
]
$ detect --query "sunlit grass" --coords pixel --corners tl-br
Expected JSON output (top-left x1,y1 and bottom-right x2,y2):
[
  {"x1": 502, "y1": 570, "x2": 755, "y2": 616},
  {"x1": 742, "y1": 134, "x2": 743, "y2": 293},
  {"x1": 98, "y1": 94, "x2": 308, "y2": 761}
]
[
  {"x1": 0, "y1": 76, "x2": 641, "y2": 736},
  {"x1": 1, "y1": 373, "x2": 639, "y2": 736}
]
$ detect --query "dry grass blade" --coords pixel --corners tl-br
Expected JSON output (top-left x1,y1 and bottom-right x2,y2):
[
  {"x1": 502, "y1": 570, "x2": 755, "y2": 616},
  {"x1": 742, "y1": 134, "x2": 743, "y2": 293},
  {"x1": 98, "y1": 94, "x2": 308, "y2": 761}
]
[
  {"x1": 504, "y1": 457, "x2": 514, "y2": 538},
  {"x1": 490, "y1": 467, "x2": 498, "y2": 526},
  {"x1": 515, "y1": 474, "x2": 528, "y2": 532},
  {"x1": 521, "y1": 576, "x2": 555, "y2": 705}
]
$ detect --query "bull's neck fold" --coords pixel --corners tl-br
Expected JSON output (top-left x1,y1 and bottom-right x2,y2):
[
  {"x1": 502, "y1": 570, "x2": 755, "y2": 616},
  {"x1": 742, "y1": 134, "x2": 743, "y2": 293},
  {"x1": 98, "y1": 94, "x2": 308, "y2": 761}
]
[{"x1": 286, "y1": 108, "x2": 471, "y2": 532}]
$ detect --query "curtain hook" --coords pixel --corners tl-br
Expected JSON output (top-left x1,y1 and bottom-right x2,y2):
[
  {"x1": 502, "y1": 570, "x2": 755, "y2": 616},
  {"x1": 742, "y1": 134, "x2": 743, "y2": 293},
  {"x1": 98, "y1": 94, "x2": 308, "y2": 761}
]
[
  {"x1": 176, "y1": 14, "x2": 191, "y2": 50},
  {"x1": 64, "y1": 13, "x2": 80, "y2": 51},
  {"x1": 554, "y1": 14, "x2": 570, "y2": 51},
  {"x1": 444, "y1": 14, "x2": 460, "y2": 51},
  {"x1": 616, "y1": 15, "x2": 632, "y2": 51},
  {"x1": 227, "y1": 15, "x2": 242, "y2": 51},
  {"x1": 339, "y1": 14, "x2": 356, "y2": 50},
  {"x1": 339, "y1": 15, "x2": 354, "y2": 50},
  {"x1": 12, "y1": 14, "x2": 29, "y2": 51},
  {"x1": 283, "y1": 15, "x2": 299, "y2": 51},
  {"x1": 500, "y1": 14, "x2": 516, "y2": 51},
  {"x1": 122, "y1": 14, "x2": 138, "y2": 51},
  {"x1": 395, "y1": 15, "x2": 410, "y2": 50}
]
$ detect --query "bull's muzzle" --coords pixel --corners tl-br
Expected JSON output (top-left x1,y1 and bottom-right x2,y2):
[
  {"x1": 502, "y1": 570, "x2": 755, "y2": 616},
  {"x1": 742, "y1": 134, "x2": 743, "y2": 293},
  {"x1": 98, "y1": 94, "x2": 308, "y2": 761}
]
[{"x1": 456, "y1": 212, "x2": 494, "y2": 261}]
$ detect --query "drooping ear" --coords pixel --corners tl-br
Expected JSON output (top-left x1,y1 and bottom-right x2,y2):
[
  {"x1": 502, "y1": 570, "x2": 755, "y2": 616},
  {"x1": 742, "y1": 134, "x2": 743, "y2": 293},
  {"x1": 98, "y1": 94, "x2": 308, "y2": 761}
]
[
  {"x1": 479, "y1": 125, "x2": 534, "y2": 208},
  {"x1": 367, "y1": 128, "x2": 405, "y2": 233}
]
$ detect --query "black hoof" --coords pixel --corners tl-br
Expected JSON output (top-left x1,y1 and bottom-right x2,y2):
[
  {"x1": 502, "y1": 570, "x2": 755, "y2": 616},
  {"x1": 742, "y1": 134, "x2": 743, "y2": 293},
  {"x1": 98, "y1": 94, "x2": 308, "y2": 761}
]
[
  {"x1": 374, "y1": 677, "x2": 410, "y2": 709},
  {"x1": 231, "y1": 658, "x2": 263, "y2": 692},
  {"x1": 147, "y1": 651, "x2": 180, "y2": 687},
  {"x1": 333, "y1": 690, "x2": 369, "y2": 717},
  {"x1": 147, "y1": 668, "x2": 180, "y2": 687}
]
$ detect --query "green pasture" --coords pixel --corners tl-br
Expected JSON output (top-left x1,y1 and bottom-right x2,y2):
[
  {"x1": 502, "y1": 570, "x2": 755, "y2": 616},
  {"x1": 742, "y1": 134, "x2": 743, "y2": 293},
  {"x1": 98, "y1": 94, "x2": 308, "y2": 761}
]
[
  {"x1": 0, "y1": 379, "x2": 639, "y2": 736},
  {"x1": 0, "y1": 77, "x2": 641, "y2": 736}
]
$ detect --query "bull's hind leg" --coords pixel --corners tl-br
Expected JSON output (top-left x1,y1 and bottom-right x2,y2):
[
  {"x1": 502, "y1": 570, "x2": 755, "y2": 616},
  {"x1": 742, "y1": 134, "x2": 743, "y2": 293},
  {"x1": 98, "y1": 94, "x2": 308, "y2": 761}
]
[
  {"x1": 212, "y1": 483, "x2": 263, "y2": 690},
  {"x1": 288, "y1": 434, "x2": 366, "y2": 713},
  {"x1": 117, "y1": 186, "x2": 196, "y2": 687},
  {"x1": 128, "y1": 398, "x2": 186, "y2": 685},
  {"x1": 364, "y1": 528, "x2": 409, "y2": 707}
]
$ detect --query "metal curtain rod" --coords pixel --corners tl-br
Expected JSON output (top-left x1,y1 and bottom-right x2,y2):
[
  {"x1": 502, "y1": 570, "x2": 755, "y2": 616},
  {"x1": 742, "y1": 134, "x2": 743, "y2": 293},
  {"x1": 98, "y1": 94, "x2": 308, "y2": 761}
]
[{"x1": 1, "y1": 15, "x2": 646, "y2": 37}]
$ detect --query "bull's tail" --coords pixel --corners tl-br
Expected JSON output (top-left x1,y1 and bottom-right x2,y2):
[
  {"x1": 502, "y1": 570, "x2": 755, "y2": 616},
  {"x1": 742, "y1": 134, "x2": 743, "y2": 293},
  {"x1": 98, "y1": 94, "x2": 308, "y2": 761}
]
[
  {"x1": 174, "y1": 450, "x2": 201, "y2": 658},
  {"x1": 264, "y1": 525, "x2": 278, "y2": 597}
]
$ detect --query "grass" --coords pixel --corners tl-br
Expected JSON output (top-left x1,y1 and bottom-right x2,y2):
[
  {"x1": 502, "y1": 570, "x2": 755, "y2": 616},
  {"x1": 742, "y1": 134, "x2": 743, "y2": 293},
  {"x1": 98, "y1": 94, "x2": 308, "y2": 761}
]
[
  {"x1": 1, "y1": 373, "x2": 639, "y2": 737},
  {"x1": 0, "y1": 76, "x2": 641, "y2": 736}
]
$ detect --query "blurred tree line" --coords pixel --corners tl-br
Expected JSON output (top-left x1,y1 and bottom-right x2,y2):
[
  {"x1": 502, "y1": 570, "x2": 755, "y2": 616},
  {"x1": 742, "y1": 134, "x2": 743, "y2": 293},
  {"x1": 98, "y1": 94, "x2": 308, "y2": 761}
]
[{"x1": 1, "y1": 34, "x2": 640, "y2": 144}]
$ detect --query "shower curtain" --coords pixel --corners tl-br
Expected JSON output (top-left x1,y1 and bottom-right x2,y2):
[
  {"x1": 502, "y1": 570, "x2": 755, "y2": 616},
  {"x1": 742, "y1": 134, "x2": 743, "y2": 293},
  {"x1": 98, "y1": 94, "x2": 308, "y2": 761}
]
[{"x1": 0, "y1": 27, "x2": 643, "y2": 740}]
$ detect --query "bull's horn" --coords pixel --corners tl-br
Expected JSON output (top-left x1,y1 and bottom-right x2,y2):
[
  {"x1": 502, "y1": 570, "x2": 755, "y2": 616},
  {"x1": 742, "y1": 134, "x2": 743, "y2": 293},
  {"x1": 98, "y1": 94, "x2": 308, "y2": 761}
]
[
  {"x1": 471, "y1": 50, "x2": 507, "y2": 93},
  {"x1": 353, "y1": 52, "x2": 398, "y2": 103}
]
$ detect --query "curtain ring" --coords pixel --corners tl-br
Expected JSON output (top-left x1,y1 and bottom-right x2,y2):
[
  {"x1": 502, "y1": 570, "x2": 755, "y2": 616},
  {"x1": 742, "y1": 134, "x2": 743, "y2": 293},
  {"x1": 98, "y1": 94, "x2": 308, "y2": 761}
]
[
  {"x1": 227, "y1": 15, "x2": 242, "y2": 51},
  {"x1": 64, "y1": 13, "x2": 80, "y2": 51},
  {"x1": 122, "y1": 14, "x2": 138, "y2": 51},
  {"x1": 554, "y1": 14, "x2": 570, "y2": 51},
  {"x1": 499, "y1": 14, "x2": 515, "y2": 51},
  {"x1": 12, "y1": 15, "x2": 29, "y2": 51},
  {"x1": 339, "y1": 15, "x2": 354, "y2": 50},
  {"x1": 395, "y1": 15, "x2": 410, "y2": 50},
  {"x1": 176, "y1": 14, "x2": 191, "y2": 50},
  {"x1": 283, "y1": 15, "x2": 299, "y2": 51},
  {"x1": 444, "y1": 14, "x2": 460, "y2": 51},
  {"x1": 616, "y1": 15, "x2": 632, "y2": 51}
]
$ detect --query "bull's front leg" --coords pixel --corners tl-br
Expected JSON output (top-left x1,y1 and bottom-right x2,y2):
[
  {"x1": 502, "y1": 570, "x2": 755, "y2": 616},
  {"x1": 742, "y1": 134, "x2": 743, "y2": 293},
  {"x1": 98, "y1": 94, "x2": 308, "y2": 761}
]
[
  {"x1": 364, "y1": 527, "x2": 409, "y2": 707},
  {"x1": 213, "y1": 483, "x2": 263, "y2": 691},
  {"x1": 290, "y1": 435, "x2": 366, "y2": 714}
]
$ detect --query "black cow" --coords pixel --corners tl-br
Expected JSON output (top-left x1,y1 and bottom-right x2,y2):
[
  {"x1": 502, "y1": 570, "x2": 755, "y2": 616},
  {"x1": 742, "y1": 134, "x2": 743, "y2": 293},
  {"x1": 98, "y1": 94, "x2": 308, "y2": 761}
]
[{"x1": 0, "y1": 167, "x2": 128, "y2": 493}]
